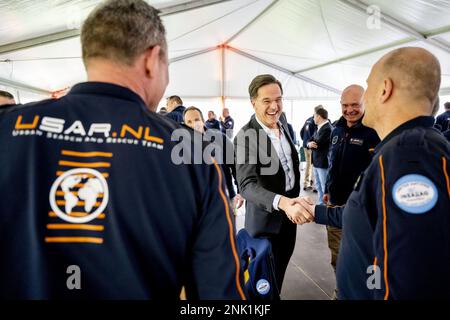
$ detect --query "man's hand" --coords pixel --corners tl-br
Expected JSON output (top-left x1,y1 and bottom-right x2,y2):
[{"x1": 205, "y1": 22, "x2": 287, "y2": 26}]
[
  {"x1": 278, "y1": 196, "x2": 314, "y2": 224},
  {"x1": 323, "y1": 193, "x2": 329, "y2": 204},
  {"x1": 292, "y1": 197, "x2": 316, "y2": 223},
  {"x1": 307, "y1": 141, "x2": 318, "y2": 149},
  {"x1": 233, "y1": 194, "x2": 245, "y2": 209}
]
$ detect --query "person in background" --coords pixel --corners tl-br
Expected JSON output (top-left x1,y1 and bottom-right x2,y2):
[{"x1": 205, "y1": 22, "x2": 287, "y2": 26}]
[
  {"x1": 443, "y1": 122, "x2": 450, "y2": 143},
  {"x1": 300, "y1": 114, "x2": 317, "y2": 191},
  {"x1": 435, "y1": 101, "x2": 450, "y2": 132},
  {"x1": 307, "y1": 107, "x2": 332, "y2": 205},
  {"x1": 0, "y1": 90, "x2": 16, "y2": 106},
  {"x1": 220, "y1": 107, "x2": 234, "y2": 139},
  {"x1": 158, "y1": 106, "x2": 168, "y2": 115},
  {"x1": 165, "y1": 95, "x2": 185, "y2": 123},
  {"x1": 183, "y1": 106, "x2": 244, "y2": 211},
  {"x1": 205, "y1": 110, "x2": 221, "y2": 131},
  {"x1": 323, "y1": 84, "x2": 380, "y2": 298}
]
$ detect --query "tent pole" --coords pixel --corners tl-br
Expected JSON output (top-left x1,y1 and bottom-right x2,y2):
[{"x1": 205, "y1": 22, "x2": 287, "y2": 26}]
[{"x1": 220, "y1": 45, "x2": 226, "y2": 109}]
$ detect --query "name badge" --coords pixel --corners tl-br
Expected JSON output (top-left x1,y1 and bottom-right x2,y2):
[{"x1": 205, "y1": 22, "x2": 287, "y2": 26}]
[{"x1": 350, "y1": 138, "x2": 363, "y2": 146}]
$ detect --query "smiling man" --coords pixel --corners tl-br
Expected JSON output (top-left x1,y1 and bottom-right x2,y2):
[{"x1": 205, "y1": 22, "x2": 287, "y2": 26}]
[
  {"x1": 234, "y1": 74, "x2": 307, "y2": 293},
  {"x1": 323, "y1": 84, "x2": 380, "y2": 298}
]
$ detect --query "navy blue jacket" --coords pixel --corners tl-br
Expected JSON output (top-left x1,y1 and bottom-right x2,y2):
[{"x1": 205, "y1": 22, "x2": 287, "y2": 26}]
[
  {"x1": 0, "y1": 82, "x2": 246, "y2": 300},
  {"x1": 300, "y1": 116, "x2": 316, "y2": 148},
  {"x1": 444, "y1": 129, "x2": 450, "y2": 143},
  {"x1": 204, "y1": 128, "x2": 237, "y2": 199},
  {"x1": 220, "y1": 116, "x2": 234, "y2": 138},
  {"x1": 315, "y1": 116, "x2": 450, "y2": 299},
  {"x1": 325, "y1": 116, "x2": 380, "y2": 205},
  {"x1": 205, "y1": 118, "x2": 221, "y2": 131},
  {"x1": 309, "y1": 122, "x2": 332, "y2": 169},
  {"x1": 165, "y1": 105, "x2": 186, "y2": 124},
  {"x1": 435, "y1": 110, "x2": 450, "y2": 132}
]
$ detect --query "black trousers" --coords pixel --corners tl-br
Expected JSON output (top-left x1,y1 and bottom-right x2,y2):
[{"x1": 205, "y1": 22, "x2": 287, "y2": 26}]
[
  {"x1": 269, "y1": 218, "x2": 297, "y2": 293},
  {"x1": 268, "y1": 189, "x2": 298, "y2": 292}
]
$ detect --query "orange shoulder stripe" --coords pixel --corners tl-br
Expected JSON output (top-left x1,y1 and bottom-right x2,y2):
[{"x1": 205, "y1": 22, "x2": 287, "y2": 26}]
[
  {"x1": 442, "y1": 157, "x2": 450, "y2": 198},
  {"x1": 378, "y1": 155, "x2": 390, "y2": 300},
  {"x1": 212, "y1": 159, "x2": 246, "y2": 300}
]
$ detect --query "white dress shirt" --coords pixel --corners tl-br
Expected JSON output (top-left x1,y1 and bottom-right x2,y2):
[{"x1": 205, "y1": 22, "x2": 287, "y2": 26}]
[{"x1": 255, "y1": 115, "x2": 295, "y2": 210}]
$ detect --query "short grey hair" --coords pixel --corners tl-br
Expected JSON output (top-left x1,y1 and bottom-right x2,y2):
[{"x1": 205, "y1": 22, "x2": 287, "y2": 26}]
[{"x1": 81, "y1": 0, "x2": 167, "y2": 66}]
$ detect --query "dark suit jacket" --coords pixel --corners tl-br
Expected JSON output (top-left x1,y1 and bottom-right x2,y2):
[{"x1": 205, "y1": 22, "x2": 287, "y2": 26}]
[
  {"x1": 309, "y1": 122, "x2": 331, "y2": 169},
  {"x1": 234, "y1": 115, "x2": 300, "y2": 237}
]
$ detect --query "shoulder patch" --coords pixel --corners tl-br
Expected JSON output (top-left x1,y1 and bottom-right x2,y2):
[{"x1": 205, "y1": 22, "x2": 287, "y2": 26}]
[
  {"x1": 256, "y1": 279, "x2": 270, "y2": 295},
  {"x1": 332, "y1": 135, "x2": 339, "y2": 145},
  {"x1": 392, "y1": 174, "x2": 438, "y2": 214}
]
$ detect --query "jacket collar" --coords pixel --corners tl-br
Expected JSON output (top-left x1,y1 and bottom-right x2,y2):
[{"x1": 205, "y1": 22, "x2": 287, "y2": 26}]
[
  {"x1": 335, "y1": 115, "x2": 365, "y2": 129},
  {"x1": 69, "y1": 82, "x2": 146, "y2": 106},
  {"x1": 374, "y1": 116, "x2": 435, "y2": 153}
]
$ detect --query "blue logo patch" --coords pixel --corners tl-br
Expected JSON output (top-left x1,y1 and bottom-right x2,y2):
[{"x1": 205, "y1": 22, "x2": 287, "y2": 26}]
[
  {"x1": 392, "y1": 174, "x2": 438, "y2": 214},
  {"x1": 256, "y1": 279, "x2": 270, "y2": 295}
]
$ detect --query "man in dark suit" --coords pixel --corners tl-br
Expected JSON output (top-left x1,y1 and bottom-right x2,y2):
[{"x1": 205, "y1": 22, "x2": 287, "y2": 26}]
[
  {"x1": 307, "y1": 107, "x2": 332, "y2": 205},
  {"x1": 235, "y1": 74, "x2": 310, "y2": 293}
]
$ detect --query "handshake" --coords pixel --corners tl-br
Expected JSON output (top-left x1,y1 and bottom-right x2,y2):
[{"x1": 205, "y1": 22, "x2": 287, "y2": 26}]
[{"x1": 278, "y1": 196, "x2": 316, "y2": 225}]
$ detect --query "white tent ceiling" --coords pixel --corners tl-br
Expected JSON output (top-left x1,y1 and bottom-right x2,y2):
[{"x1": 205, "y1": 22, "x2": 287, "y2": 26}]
[{"x1": 0, "y1": 0, "x2": 450, "y2": 101}]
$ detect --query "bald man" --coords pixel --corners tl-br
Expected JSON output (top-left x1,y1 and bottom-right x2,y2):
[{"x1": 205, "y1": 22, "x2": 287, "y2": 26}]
[
  {"x1": 323, "y1": 85, "x2": 380, "y2": 296},
  {"x1": 220, "y1": 107, "x2": 235, "y2": 138},
  {"x1": 297, "y1": 47, "x2": 450, "y2": 299}
]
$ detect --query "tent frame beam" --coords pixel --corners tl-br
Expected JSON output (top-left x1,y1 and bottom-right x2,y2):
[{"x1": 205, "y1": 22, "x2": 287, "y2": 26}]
[
  {"x1": 169, "y1": 46, "x2": 219, "y2": 64},
  {"x1": 224, "y1": 0, "x2": 279, "y2": 45},
  {"x1": 227, "y1": 46, "x2": 341, "y2": 95},
  {"x1": 339, "y1": 0, "x2": 450, "y2": 53},
  {"x1": 440, "y1": 87, "x2": 450, "y2": 96},
  {"x1": 294, "y1": 1, "x2": 450, "y2": 74},
  {"x1": 294, "y1": 38, "x2": 414, "y2": 74},
  {"x1": 0, "y1": 77, "x2": 50, "y2": 95},
  {"x1": 220, "y1": 45, "x2": 226, "y2": 108},
  {"x1": 0, "y1": 0, "x2": 231, "y2": 55},
  {"x1": 160, "y1": 0, "x2": 232, "y2": 16}
]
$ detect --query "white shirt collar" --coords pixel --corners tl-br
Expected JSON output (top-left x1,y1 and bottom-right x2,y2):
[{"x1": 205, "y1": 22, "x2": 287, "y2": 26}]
[
  {"x1": 317, "y1": 121, "x2": 328, "y2": 131},
  {"x1": 255, "y1": 115, "x2": 283, "y2": 137}
]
